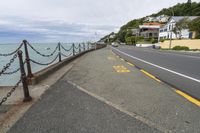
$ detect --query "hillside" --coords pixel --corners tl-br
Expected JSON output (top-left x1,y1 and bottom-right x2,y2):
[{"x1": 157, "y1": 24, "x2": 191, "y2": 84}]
[{"x1": 101, "y1": 1, "x2": 200, "y2": 43}]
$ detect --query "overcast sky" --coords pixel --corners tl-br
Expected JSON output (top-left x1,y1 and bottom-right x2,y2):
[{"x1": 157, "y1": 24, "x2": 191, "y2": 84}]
[{"x1": 0, "y1": 0, "x2": 199, "y2": 43}]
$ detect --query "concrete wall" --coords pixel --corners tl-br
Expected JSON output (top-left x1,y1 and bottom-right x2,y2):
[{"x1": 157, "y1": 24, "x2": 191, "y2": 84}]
[{"x1": 160, "y1": 39, "x2": 200, "y2": 49}]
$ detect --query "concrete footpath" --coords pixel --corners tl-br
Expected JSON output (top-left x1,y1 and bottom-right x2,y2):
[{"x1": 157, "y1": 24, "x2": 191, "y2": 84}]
[{"x1": 7, "y1": 47, "x2": 200, "y2": 133}]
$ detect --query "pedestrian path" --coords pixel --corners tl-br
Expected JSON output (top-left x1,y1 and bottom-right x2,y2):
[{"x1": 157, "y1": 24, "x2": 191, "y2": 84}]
[{"x1": 8, "y1": 80, "x2": 160, "y2": 133}]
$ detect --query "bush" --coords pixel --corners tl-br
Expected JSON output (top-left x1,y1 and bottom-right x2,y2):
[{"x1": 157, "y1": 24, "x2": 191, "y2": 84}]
[
  {"x1": 195, "y1": 34, "x2": 200, "y2": 39},
  {"x1": 150, "y1": 38, "x2": 157, "y2": 44},
  {"x1": 172, "y1": 46, "x2": 190, "y2": 51},
  {"x1": 160, "y1": 39, "x2": 165, "y2": 42}
]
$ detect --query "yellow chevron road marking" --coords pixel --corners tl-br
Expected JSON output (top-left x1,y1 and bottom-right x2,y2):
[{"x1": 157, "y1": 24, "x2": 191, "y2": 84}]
[{"x1": 113, "y1": 66, "x2": 130, "y2": 73}]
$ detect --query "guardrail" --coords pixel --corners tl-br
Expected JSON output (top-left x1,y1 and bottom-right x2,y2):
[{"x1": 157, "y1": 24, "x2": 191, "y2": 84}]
[{"x1": 0, "y1": 40, "x2": 106, "y2": 106}]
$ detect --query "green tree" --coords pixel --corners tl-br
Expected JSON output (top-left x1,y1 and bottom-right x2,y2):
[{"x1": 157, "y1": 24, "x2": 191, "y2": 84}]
[
  {"x1": 125, "y1": 30, "x2": 133, "y2": 39},
  {"x1": 172, "y1": 27, "x2": 178, "y2": 38},
  {"x1": 125, "y1": 37, "x2": 133, "y2": 45},
  {"x1": 117, "y1": 30, "x2": 127, "y2": 42},
  {"x1": 174, "y1": 17, "x2": 190, "y2": 39},
  {"x1": 188, "y1": 17, "x2": 200, "y2": 38}
]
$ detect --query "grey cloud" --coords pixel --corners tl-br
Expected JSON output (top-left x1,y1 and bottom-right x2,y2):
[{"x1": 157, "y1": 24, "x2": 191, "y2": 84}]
[{"x1": 0, "y1": 0, "x2": 200, "y2": 42}]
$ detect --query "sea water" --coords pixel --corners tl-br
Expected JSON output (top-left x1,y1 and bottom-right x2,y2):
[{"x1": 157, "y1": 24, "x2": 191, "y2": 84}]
[{"x1": 0, "y1": 43, "x2": 83, "y2": 86}]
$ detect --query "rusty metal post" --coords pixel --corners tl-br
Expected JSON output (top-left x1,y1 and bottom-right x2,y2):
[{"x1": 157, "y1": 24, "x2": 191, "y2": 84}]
[
  {"x1": 83, "y1": 43, "x2": 85, "y2": 51},
  {"x1": 23, "y1": 40, "x2": 33, "y2": 78},
  {"x1": 58, "y1": 42, "x2": 62, "y2": 62},
  {"x1": 79, "y1": 44, "x2": 81, "y2": 53},
  {"x1": 72, "y1": 43, "x2": 75, "y2": 56},
  {"x1": 18, "y1": 50, "x2": 32, "y2": 102}
]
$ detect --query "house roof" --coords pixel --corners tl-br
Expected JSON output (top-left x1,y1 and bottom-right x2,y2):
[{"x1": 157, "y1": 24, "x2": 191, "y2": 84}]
[
  {"x1": 139, "y1": 22, "x2": 163, "y2": 29},
  {"x1": 160, "y1": 16, "x2": 199, "y2": 29},
  {"x1": 139, "y1": 25, "x2": 160, "y2": 29},
  {"x1": 169, "y1": 16, "x2": 198, "y2": 23}
]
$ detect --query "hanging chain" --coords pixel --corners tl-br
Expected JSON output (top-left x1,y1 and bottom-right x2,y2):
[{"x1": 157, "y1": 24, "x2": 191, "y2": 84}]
[
  {"x1": 30, "y1": 54, "x2": 59, "y2": 66},
  {"x1": 0, "y1": 53, "x2": 18, "y2": 77},
  {"x1": 61, "y1": 44, "x2": 73, "y2": 52},
  {"x1": 0, "y1": 79, "x2": 21, "y2": 106},
  {"x1": 27, "y1": 42, "x2": 59, "y2": 57},
  {"x1": 0, "y1": 43, "x2": 23, "y2": 57}
]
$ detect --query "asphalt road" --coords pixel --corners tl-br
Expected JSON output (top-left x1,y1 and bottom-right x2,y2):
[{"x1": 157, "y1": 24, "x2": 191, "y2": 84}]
[{"x1": 112, "y1": 46, "x2": 200, "y2": 100}]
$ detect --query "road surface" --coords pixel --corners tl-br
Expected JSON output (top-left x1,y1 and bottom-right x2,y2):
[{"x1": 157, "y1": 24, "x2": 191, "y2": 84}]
[{"x1": 112, "y1": 46, "x2": 200, "y2": 100}]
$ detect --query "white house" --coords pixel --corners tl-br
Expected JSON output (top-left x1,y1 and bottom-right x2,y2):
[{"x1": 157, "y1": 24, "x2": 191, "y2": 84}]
[
  {"x1": 144, "y1": 15, "x2": 169, "y2": 23},
  {"x1": 144, "y1": 17, "x2": 156, "y2": 22},
  {"x1": 159, "y1": 16, "x2": 198, "y2": 41},
  {"x1": 156, "y1": 15, "x2": 169, "y2": 23}
]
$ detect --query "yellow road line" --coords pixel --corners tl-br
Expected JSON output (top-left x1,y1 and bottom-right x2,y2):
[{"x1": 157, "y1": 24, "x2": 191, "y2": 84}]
[
  {"x1": 175, "y1": 90, "x2": 200, "y2": 107},
  {"x1": 140, "y1": 70, "x2": 161, "y2": 83},
  {"x1": 127, "y1": 62, "x2": 135, "y2": 66}
]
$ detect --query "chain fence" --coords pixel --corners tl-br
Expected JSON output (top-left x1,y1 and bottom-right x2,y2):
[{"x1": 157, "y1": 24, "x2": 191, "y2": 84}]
[
  {"x1": 0, "y1": 52, "x2": 24, "y2": 106},
  {"x1": 0, "y1": 79, "x2": 21, "y2": 106},
  {"x1": 0, "y1": 40, "x2": 94, "y2": 106},
  {"x1": 61, "y1": 52, "x2": 73, "y2": 58},
  {"x1": 0, "y1": 53, "x2": 18, "y2": 77},
  {"x1": 30, "y1": 54, "x2": 59, "y2": 66},
  {"x1": 27, "y1": 42, "x2": 59, "y2": 57},
  {"x1": 74, "y1": 45, "x2": 79, "y2": 49},
  {"x1": 61, "y1": 44, "x2": 73, "y2": 52},
  {"x1": 0, "y1": 43, "x2": 23, "y2": 57}
]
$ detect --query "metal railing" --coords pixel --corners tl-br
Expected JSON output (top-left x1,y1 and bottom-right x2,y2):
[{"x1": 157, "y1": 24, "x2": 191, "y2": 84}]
[{"x1": 0, "y1": 40, "x2": 92, "y2": 106}]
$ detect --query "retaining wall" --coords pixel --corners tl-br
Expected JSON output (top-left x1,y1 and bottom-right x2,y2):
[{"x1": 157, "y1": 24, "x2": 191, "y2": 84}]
[{"x1": 160, "y1": 39, "x2": 200, "y2": 49}]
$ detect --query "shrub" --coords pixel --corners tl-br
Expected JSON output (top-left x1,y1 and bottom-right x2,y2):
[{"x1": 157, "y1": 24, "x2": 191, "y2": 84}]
[
  {"x1": 195, "y1": 34, "x2": 200, "y2": 39},
  {"x1": 172, "y1": 46, "x2": 190, "y2": 51},
  {"x1": 150, "y1": 38, "x2": 157, "y2": 44},
  {"x1": 160, "y1": 39, "x2": 165, "y2": 42}
]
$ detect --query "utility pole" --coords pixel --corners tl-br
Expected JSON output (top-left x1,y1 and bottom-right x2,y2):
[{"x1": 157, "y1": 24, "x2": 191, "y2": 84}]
[
  {"x1": 187, "y1": 0, "x2": 191, "y2": 3},
  {"x1": 169, "y1": 10, "x2": 174, "y2": 49}
]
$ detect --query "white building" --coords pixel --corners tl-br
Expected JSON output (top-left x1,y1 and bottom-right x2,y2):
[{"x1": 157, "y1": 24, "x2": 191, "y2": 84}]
[
  {"x1": 156, "y1": 15, "x2": 169, "y2": 23},
  {"x1": 144, "y1": 15, "x2": 169, "y2": 23},
  {"x1": 159, "y1": 16, "x2": 198, "y2": 41},
  {"x1": 144, "y1": 17, "x2": 156, "y2": 22}
]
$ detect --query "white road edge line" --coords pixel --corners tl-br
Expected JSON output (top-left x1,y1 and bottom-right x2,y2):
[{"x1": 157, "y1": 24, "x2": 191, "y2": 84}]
[{"x1": 112, "y1": 47, "x2": 200, "y2": 83}]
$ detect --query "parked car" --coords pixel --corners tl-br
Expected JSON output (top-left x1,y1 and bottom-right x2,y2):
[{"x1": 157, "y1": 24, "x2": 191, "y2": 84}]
[
  {"x1": 111, "y1": 42, "x2": 119, "y2": 47},
  {"x1": 152, "y1": 45, "x2": 161, "y2": 49}
]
